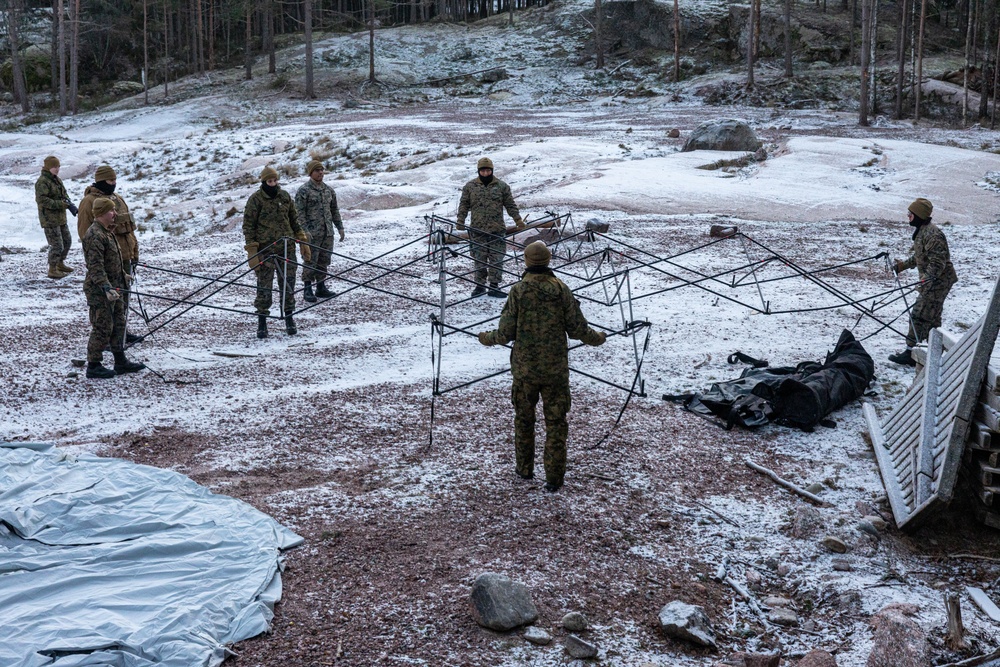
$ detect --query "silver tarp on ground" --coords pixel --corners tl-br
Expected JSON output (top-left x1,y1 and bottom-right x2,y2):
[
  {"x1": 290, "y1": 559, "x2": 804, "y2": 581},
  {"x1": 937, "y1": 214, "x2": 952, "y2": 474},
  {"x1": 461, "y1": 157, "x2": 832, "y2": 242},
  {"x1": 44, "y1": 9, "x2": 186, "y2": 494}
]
[{"x1": 0, "y1": 442, "x2": 304, "y2": 667}]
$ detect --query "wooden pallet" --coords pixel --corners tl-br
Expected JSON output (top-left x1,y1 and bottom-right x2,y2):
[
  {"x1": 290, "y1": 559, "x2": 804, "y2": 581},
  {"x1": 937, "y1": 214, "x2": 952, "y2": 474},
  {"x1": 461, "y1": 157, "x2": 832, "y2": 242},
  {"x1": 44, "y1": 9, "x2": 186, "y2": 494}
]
[{"x1": 865, "y1": 276, "x2": 1000, "y2": 530}]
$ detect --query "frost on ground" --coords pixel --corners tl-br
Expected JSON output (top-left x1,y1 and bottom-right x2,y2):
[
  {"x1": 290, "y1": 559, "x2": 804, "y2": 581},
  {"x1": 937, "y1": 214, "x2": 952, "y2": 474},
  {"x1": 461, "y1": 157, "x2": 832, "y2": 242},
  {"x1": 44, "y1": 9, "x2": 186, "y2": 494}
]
[{"x1": 4, "y1": 12, "x2": 1000, "y2": 667}]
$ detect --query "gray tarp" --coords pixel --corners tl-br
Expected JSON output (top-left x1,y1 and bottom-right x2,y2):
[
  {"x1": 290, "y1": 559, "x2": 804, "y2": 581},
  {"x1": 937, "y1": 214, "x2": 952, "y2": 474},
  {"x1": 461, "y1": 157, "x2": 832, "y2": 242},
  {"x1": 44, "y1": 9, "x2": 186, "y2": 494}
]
[{"x1": 0, "y1": 442, "x2": 303, "y2": 667}]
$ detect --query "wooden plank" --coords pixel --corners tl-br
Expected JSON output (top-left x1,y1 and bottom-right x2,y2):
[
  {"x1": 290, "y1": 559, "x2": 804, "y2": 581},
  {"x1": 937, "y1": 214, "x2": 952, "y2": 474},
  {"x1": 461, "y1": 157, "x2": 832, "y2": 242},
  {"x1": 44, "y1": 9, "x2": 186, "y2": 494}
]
[
  {"x1": 971, "y1": 500, "x2": 1000, "y2": 529},
  {"x1": 865, "y1": 403, "x2": 913, "y2": 521},
  {"x1": 967, "y1": 587, "x2": 1000, "y2": 622},
  {"x1": 977, "y1": 403, "x2": 1000, "y2": 432},
  {"x1": 981, "y1": 385, "x2": 1000, "y2": 412},
  {"x1": 917, "y1": 331, "x2": 944, "y2": 504},
  {"x1": 977, "y1": 459, "x2": 1000, "y2": 486},
  {"x1": 982, "y1": 489, "x2": 996, "y2": 506},
  {"x1": 969, "y1": 422, "x2": 997, "y2": 450}
]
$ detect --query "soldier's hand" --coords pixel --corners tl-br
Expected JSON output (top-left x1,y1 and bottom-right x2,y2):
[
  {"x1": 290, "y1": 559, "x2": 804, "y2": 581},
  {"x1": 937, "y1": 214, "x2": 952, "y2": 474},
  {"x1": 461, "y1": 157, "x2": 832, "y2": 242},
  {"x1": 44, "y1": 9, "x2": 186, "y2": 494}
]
[
  {"x1": 300, "y1": 243, "x2": 312, "y2": 264},
  {"x1": 456, "y1": 221, "x2": 466, "y2": 232},
  {"x1": 67, "y1": 202, "x2": 79, "y2": 216},
  {"x1": 515, "y1": 217, "x2": 526, "y2": 230},
  {"x1": 478, "y1": 331, "x2": 493, "y2": 346},
  {"x1": 590, "y1": 331, "x2": 607, "y2": 346},
  {"x1": 104, "y1": 287, "x2": 120, "y2": 302},
  {"x1": 338, "y1": 229, "x2": 346, "y2": 242},
  {"x1": 893, "y1": 260, "x2": 905, "y2": 274}
]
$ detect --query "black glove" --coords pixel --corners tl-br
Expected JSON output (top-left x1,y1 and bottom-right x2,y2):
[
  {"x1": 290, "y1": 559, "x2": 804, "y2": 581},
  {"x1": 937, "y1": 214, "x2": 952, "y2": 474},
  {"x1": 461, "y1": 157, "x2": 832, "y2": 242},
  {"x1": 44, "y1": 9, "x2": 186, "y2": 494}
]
[{"x1": 66, "y1": 200, "x2": 79, "y2": 216}]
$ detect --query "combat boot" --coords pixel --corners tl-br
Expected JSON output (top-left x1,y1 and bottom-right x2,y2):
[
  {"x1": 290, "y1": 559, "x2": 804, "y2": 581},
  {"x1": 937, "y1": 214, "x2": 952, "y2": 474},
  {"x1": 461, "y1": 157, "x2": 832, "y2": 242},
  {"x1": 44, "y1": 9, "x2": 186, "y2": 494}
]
[
  {"x1": 47, "y1": 264, "x2": 68, "y2": 279},
  {"x1": 57, "y1": 261, "x2": 74, "y2": 273},
  {"x1": 85, "y1": 361, "x2": 116, "y2": 379},
  {"x1": 888, "y1": 349, "x2": 916, "y2": 367},
  {"x1": 315, "y1": 282, "x2": 334, "y2": 298},
  {"x1": 303, "y1": 282, "x2": 317, "y2": 303},
  {"x1": 126, "y1": 332, "x2": 144, "y2": 345},
  {"x1": 544, "y1": 481, "x2": 563, "y2": 493},
  {"x1": 285, "y1": 316, "x2": 297, "y2": 335},
  {"x1": 488, "y1": 283, "x2": 507, "y2": 298},
  {"x1": 471, "y1": 284, "x2": 486, "y2": 297},
  {"x1": 112, "y1": 350, "x2": 146, "y2": 374},
  {"x1": 257, "y1": 314, "x2": 268, "y2": 339}
]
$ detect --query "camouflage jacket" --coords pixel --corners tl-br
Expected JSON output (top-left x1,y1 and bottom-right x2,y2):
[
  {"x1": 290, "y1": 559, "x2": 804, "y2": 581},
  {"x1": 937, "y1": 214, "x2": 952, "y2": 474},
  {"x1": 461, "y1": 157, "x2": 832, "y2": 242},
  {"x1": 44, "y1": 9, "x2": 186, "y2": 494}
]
[
  {"x1": 34, "y1": 170, "x2": 69, "y2": 228},
  {"x1": 243, "y1": 186, "x2": 302, "y2": 248},
  {"x1": 457, "y1": 177, "x2": 520, "y2": 234},
  {"x1": 78, "y1": 186, "x2": 139, "y2": 262},
  {"x1": 294, "y1": 180, "x2": 343, "y2": 238},
  {"x1": 82, "y1": 221, "x2": 126, "y2": 304},
  {"x1": 482, "y1": 268, "x2": 603, "y2": 383},
  {"x1": 900, "y1": 222, "x2": 958, "y2": 292}
]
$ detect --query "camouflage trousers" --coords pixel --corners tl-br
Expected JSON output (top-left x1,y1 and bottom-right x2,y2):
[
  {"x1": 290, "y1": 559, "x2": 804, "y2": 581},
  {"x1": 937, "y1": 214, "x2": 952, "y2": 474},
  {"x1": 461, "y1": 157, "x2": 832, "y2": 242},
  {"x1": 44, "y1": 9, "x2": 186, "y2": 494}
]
[
  {"x1": 44, "y1": 224, "x2": 71, "y2": 264},
  {"x1": 87, "y1": 298, "x2": 126, "y2": 363},
  {"x1": 469, "y1": 229, "x2": 506, "y2": 286},
  {"x1": 254, "y1": 242, "x2": 297, "y2": 316},
  {"x1": 302, "y1": 229, "x2": 333, "y2": 284},
  {"x1": 907, "y1": 282, "x2": 953, "y2": 347},
  {"x1": 512, "y1": 378, "x2": 571, "y2": 486}
]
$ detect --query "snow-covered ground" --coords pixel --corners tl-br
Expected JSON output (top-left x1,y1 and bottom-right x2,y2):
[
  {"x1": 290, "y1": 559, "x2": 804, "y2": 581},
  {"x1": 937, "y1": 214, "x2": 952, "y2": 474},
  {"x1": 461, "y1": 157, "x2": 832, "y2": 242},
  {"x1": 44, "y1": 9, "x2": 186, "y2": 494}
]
[{"x1": 4, "y1": 11, "x2": 1000, "y2": 667}]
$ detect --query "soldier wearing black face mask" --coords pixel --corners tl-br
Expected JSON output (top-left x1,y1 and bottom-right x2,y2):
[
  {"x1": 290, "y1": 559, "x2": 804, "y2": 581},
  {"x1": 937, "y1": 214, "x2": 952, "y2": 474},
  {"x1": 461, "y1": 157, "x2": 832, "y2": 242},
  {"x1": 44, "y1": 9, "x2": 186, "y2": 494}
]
[{"x1": 78, "y1": 164, "x2": 143, "y2": 345}]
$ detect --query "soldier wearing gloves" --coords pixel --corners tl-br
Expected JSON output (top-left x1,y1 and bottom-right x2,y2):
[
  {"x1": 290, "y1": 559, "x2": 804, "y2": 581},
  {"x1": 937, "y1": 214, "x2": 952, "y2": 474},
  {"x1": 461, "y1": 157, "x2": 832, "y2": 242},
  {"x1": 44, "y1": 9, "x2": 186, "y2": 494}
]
[
  {"x1": 457, "y1": 157, "x2": 524, "y2": 298},
  {"x1": 35, "y1": 155, "x2": 76, "y2": 279},
  {"x1": 889, "y1": 197, "x2": 959, "y2": 366},
  {"x1": 78, "y1": 164, "x2": 143, "y2": 345},
  {"x1": 81, "y1": 198, "x2": 146, "y2": 379},
  {"x1": 244, "y1": 165, "x2": 310, "y2": 339},
  {"x1": 294, "y1": 160, "x2": 344, "y2": 303},
  {"x1": 477, "y1": 241, "x2": 606, "y2": 492}
]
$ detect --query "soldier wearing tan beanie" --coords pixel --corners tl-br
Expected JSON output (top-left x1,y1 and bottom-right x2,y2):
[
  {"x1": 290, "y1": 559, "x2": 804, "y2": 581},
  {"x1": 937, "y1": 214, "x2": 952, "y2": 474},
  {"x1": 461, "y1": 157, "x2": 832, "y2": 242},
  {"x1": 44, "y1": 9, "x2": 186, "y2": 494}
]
[
  {"x1": 477, "y1": 241, "x2": 606, "y2": 492},
  {"x1": 295, "y1": 159, "x2": 344, "y2": 303},
  {"x1": 35, "y1": 155, "x2": 74, "y2": 278},
  {"x1": 889, "y1": 198, "x2": 958, "y2": 366}
]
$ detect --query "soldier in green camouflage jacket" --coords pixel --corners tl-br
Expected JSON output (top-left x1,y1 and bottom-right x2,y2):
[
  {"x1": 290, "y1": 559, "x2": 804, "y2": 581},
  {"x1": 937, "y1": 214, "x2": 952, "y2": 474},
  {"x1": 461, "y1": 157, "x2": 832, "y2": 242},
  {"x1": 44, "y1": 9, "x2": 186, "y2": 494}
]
[
  {"x1": 35, "y1": 156, "x2": 75, "y2": 279},
  {"x1": 244, "y1": 166, "x2": 309, "y2": 339},
  {"x1": 457, "y1": 157, "x2": 524, "y2": 297},
  {"x1": 478, "y1": 241, "x2": 606, "y2": 492},
  {"x1": 890, "y1": 198, "x2": 959, "y2": 366},
  {"x1": 81, "y1": 198, "x2": 145, "y2": 379},
  {"x1": 294, "y1": 159, "x2": 344, "y2": 303}
]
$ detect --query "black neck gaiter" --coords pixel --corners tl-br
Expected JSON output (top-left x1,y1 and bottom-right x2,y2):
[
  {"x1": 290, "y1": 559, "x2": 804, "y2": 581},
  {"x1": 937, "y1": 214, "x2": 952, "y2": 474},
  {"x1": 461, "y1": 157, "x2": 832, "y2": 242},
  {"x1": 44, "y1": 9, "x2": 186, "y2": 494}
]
[
  {"x1": 910, "y1": 216, "x2": 929, "y2": 240},
  {"x1": 479, "y1": 174, "x2": 494, "y2": 186},
  {"x1": 262, "y1": 183, "x2": 279, "y2": 198},
  {"x1": 94, "y1": 181, "x2": 116, "y2": 195}
]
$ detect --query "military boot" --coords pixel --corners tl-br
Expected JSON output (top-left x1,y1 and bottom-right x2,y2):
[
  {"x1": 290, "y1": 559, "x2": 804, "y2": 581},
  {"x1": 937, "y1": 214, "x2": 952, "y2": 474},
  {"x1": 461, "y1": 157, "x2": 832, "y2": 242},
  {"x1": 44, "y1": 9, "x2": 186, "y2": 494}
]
[
  {"x1": 47, "y1": 264, "x2": 68, "y2": 279},
  {"x1": 303, "y1": 282, "x2": 317, "y2": 303},
  {"x1": 257, "y1": 315, "x2": 268, "y2": 339},
  {"x1": 112, "y1": 350, "x2": 146, "y2": 374},
  {"x1": 544, "y1": 481, "x2": 563, "y2": 493},
  {"x1": 126, "y1": 332, "x2": 144, "y2": 345},
  {"x1": 85, "y1": 361, "x2": 116, "y2": 379},
  {"x1": 488, "y1": 283, "x2": 507, "y2": 298},
  {"x1": 57, "y1": 261, "x2": 74, "y2": 273},
  {"x1": 315, "y1": 282, "x2": 334, "y2": 298},
  {"x1": 285, "y1": 316, "x2": 297, "y2": 335},
  {"x1": 888, "y1": 349, "x2": 916, "y2": 367},
  {"x1": 471, "y1": 284, "x2": 486, "y2": 297}
]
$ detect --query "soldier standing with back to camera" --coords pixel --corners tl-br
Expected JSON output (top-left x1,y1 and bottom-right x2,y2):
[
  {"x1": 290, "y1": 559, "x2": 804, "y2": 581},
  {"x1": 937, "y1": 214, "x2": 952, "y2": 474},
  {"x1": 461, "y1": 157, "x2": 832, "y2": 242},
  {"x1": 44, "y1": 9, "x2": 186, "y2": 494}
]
[
  {"x1": 78, "y1": 164, "x2": 143, "y2": 344},
  {"x1": 295, "y1": 160, "x2": 345, "y2": 303},
  {"x1": 457, "y1": 157, "x2": 525, "y2": 298},
  {"x1": 35, "y1": 155, "x2": 77, "y2": 279}
]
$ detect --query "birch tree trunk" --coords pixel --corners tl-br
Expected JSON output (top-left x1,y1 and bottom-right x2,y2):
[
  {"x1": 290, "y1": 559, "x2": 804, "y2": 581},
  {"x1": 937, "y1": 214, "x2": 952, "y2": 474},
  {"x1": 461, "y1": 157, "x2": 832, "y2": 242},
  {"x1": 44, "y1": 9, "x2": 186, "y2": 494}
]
[{"x1": 894, "y1": 0, "x2": 909, "y2": 118}]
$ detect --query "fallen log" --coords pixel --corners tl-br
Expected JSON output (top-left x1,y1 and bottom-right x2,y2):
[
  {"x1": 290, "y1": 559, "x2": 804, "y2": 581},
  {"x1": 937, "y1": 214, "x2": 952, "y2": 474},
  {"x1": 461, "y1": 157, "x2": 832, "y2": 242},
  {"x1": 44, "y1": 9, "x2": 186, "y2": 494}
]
[{"x1": 745, "y1": 458, "x2": 830, "y2": 506}]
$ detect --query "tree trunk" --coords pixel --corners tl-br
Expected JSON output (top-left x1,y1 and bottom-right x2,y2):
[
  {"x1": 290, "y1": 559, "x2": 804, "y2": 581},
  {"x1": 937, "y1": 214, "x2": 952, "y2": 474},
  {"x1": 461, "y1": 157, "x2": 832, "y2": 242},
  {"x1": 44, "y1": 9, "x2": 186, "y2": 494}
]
[
  {"x1": 746, "y1": 0, "x2": 756, "y2": 88},
  {"x1": 50, "y1": 0, "x2": 57, "y2": 97},
  {"x1": 915, "y1": 0, "x2": 927, "y2": 120},
  {"x1": 70, "y1": 0, "x2": 79, "y2": 113},
  {"x1": 144, "y1": 0, "x2": 150, "y2": 104},
  {"x1": 245, "y1": 2, "x2": 253, "y2": 80},
  {"x1": 305, "y1": 0, "x2": 314, "y2": 97},
  {"x1": 894, "y1": 0, "x2": 910, "y2": 118},
  {"x1": 870, "y1": 0, "x2": 878, "y2": 113},
  {"x1": 7, "y1": 0, "x2": 30, "y2": 113},
  {"x1": 962, "y1": 0, "x2": 974, "y2": 126},
  {"x1": 368, "y1": 0, "x2": 376, "y2": 82},
  {"x1": 993, "y1": 20, "x2": 1000, "y2": 128},
  {"x1": 594, "y1": 0, "x2": 604, "y2": 68},
  {"x1": 849, "y1": 0, "x2": 857, "y2": 64},
  {"x1": 164, "y1": 0, "x2": 170, "y2": 97},
  {"x1": 196, "y1": 0, "x2": 205, "y2": 72},
  {"x1": 783, "y1": 0, "x2": 793, "y2": 77},
  {"x1": 674, "y1": 0, "x2": 681, "y2": 82},
  {"x1": 859, "y1": 0, "x2": 871, "y2": 125},
  {"x1": 57, "y1": 0, "x2": 66, "y2": 115}
]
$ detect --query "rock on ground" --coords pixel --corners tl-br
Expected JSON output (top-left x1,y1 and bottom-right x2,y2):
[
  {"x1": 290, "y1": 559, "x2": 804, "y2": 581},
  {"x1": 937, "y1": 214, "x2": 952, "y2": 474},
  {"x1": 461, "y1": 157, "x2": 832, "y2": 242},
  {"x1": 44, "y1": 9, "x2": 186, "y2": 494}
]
[
  {"x1": 469, "y1": 572, "x2": 538, "y2": 632},
  {"x1": 523, "y1": 626, "x2": 552, "y2": 645},
  {"x1": 562, "y1": 611, "x2": 588, "y2": 632},
  {"x1": 866, "y1": 604, "x2": 929, "y2": 667},
  {"x1": 658, "y1": 600, "x2": 717, "y2": 648},
  {"x1": 797, "y1": 649, "x2": 838, "y2": 666},
  {"x1": 564, "y1": 634, "x2": 598, "y2": 659},
  {"x1": 681, "y1": 119, "x2": 762, "y2": 152}
]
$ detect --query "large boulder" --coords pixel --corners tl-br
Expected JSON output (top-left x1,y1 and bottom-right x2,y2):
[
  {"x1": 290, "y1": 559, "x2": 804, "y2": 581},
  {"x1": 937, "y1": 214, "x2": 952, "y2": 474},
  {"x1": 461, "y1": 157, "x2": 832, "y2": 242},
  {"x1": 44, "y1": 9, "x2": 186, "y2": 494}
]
[
  {"x1": 798, "y1": 649, "x2": 838, "y2": 667},
  {"x1": 658, "y1": 600, "x2": 717, "y2": 648},
  {"x1": 682, "y1": 119, "x2": 761, "y2": 153},
  {"x1": 469, "y1": 572, "x2": 538, "y2": 631},
  {"x1": 866, "y1": 604, "x2": 929, "y2": 667}
]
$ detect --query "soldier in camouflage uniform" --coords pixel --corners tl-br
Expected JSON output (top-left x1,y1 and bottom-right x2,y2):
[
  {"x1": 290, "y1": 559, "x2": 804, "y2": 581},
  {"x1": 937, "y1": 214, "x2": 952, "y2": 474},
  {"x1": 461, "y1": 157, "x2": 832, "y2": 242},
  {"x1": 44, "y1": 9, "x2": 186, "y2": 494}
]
[
  {"x1": 294, "y1": 159, "x2": 344, "y2": 303},
  {"x1": 244, "y1": 165, "x2": 310, "y2": 339},
  {"x1": 35, "y1": 155, "x2": 77, "y2": 279},
  {"x1": 890, "y1": 197, "x2": 959, "y2": 366},
  {"x1": 78, "y1": 164, "x2": 144, "y2": 345},
  {"x1": 81, "y1": 198, "x2": 146, "y2": 379},
  {"x1": 478, "y1": 241, "x2": 606, "y2": 492},
  {"x1": 457, "y1": 157, "x2": 525, "y2": 298}
]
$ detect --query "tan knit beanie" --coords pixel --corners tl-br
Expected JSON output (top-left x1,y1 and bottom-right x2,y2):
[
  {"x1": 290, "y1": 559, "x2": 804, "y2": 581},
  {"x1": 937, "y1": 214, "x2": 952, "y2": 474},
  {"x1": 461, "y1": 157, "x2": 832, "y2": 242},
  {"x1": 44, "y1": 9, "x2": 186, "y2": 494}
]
[
  {"x1": 95, "y1": 164, "x2": 116, "y2": 182},
  {"x1": 524, "y1": 241, "x2": 552, "y2": 267},
  {"x1": 477, "y1": 157, "x2": 494, "y2": 170},
  {"x1": 260, "y1": 166, "x2": 279, "y2": 183},
  {"x1": 908, "y1": 198, "x2": 933, "y2": 220},
  {"x1": 92, "y1": 197, "x2": 116, "y2": 218},
  {"x1": 306, "y1": 160, "x2": 324, "y2": 176},
  {"x1": 43, "y1": 156, "x2": 60, "y2": 170}
]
